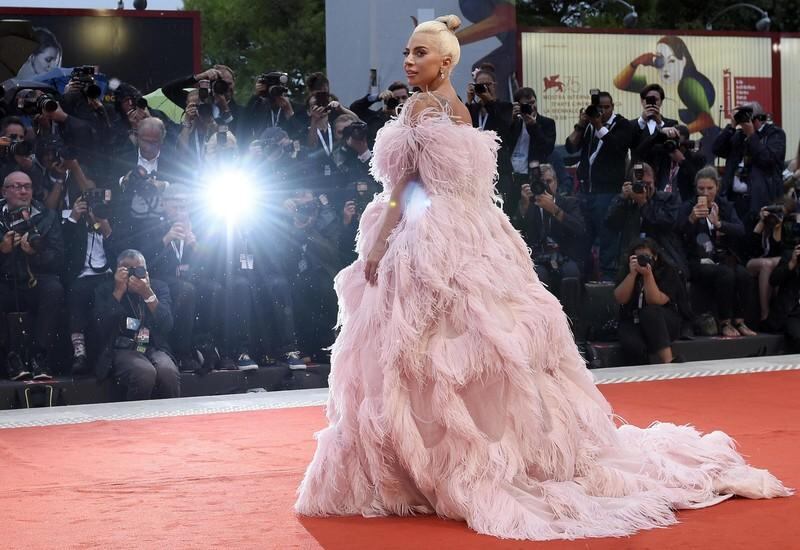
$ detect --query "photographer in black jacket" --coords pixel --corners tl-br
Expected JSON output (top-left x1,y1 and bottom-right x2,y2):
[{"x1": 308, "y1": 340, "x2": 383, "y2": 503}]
[
  {"x1": 62, "y1": 186, "x2": 117, "y2": 375},
  {"x1": 243, "y1": 71, "x2": 299, "y2": 142},
  {"x1": 93, "y1": 249, "x2": 178, "y2": 400},
  {"x1": 0, "y1": 171, "x2": 64, "y2": 380},
  {"x1": 712, "y1": 102, "x2": 786, "y2": 225},
  {"x1": 614, "y1": 238, "x2": 684, "y2": 365},
  {"x1": 678, "y1": 167, "x2": 755, "y2": 338},
  {"x1": 513, "y1": 163, "x2": 585, "y2": 317},
  {"x1": 566, "y1": 91, "x2": 631, "y2": 279},
  {"x1": 349, "y1": 81, "x2": 409, "y2": 146}
]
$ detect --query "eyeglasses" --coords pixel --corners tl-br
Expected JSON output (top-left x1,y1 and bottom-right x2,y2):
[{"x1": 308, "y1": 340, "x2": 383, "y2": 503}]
[{"x1": 3, "y1": 184, "x2": 33, "y2": 192}]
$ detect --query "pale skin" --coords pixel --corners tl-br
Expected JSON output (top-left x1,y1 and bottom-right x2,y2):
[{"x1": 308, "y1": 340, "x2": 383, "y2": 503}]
[{"x1": 363, "y1": 30, "x2": 470, "y2": 285}]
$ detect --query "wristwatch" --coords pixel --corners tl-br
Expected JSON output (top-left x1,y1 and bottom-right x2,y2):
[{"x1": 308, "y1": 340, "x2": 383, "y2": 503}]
[{"x1": 144, "y1": 293, "x2": 157, "y2": 304}]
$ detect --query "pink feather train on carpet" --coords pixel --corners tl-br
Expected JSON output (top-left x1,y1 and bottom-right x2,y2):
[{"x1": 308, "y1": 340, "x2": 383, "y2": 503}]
[{"x1": 294, "y1": 93, "x2": 792, "y2": 541}]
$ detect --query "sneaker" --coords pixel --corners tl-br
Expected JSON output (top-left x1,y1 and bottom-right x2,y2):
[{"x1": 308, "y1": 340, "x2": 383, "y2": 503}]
[
  {"x1": 71, "y1": 354, "x2": 92, "y2": 376},
  {"x1": 30, "y1": 355, "x2": 53, "y2": 381},
  {"x1": 285, "y1": 350, "x2": 306, "y2": 370},
  {"x1": 7, "y1": 352, "x2": 31, "y2": 381},
  {"x1": 237, "y1": 353, "x2": 258, "y2": 371}
]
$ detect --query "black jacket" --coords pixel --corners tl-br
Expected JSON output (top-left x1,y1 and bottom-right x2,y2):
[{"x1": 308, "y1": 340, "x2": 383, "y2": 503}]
[
  {"x1": 678, "y1": 196, "x2": 745, "y2": 265},
  {"x1": 512, "y1": 194, "x2": 586, "y2": 264},
  {"x1": 349, "y1": 94, "x2": 392, "y2": 147},
  {"x1": 712, "y1": 124, "x2": 787, "y2": 220},
  {"x1": 767, "y1": 252, "x2": 800, "y2": 329},
  {"x1": 605, "y1": 190, "x2": 688, "y2": 277},
  {"x1": 242, "y1": 95, "x2": 302, "y2": 144},
  {"x1": 62, "y1": 217, "x2": 119, "y2": 284},
  {"x1": 0, "y1": 200, "x2": 64, "y2": 282},
  {"x1": 161, "y1": 74, "x2": 244, "y2": 137},
  {"x1": 506, "y1": 114, "x2": 556, "y2": 168},
  {"x1": 631, "y1": 116, "x2": 679, "y2": 191},
  {"x1": 566, "y1": 114, "x2": 630, "y2": 194},
  {"x1": 92, "y1": 278, "x2": 173, "y2": 379}
]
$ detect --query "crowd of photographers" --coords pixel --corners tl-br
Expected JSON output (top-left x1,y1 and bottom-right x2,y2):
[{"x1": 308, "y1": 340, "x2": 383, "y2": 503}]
[{"x1": 1, "y1": 61, "x2": 800, "y2": 396}]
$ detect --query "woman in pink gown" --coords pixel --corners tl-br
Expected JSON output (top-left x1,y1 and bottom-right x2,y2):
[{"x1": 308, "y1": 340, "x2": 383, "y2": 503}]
[{"x1": 295, "y1": 15, "x2": 791, "y2": 541}]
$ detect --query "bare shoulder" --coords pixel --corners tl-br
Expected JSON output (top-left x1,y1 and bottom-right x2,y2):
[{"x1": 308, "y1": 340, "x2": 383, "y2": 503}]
[{"x1": 406, "y1": 91, "x2": 471, "y2": 126}]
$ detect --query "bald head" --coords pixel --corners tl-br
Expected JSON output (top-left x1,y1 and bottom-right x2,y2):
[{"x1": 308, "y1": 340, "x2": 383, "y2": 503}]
[{"x1": 2, "y1": 171, "x2": 33, "y2": 209}]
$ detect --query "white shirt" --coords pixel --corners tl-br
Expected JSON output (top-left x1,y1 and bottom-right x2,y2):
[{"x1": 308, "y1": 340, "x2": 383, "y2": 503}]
[
  {"x1": 65, "y1": 216, "x2": 111, "y2": 278},
  {"x1": 138, "y1": 149, "x2": 160, "y2": 174},
  {"x1": 589, "y1": 113, "x2": 617, "y2": 166},
  {"x1": 637, "y1": 116, "x2": 664, "y2": 136},
  {"x1": 511, "y1": 123, "x2": 531, "y2": 174}
]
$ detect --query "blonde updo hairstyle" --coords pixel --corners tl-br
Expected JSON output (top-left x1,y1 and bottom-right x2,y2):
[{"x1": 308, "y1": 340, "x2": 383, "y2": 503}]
[{"x1": 413, "y1": 15, "x2": 462, "y2": 71}]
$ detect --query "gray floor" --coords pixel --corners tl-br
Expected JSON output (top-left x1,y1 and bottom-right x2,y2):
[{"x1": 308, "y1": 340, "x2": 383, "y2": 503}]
[{"x1": 2, "y1": 354, "x2": 799, "y2": 430}]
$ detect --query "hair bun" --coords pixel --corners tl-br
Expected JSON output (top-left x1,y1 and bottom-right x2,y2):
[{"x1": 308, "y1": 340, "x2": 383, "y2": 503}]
[{"x1": 436, "y1": 14, "x2": 461, "y2": 32}]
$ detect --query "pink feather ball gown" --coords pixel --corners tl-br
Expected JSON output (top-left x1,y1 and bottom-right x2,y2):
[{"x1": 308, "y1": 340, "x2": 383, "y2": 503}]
[{"x1": 295, "y1": 93, "x2": 791, "y2": 541}]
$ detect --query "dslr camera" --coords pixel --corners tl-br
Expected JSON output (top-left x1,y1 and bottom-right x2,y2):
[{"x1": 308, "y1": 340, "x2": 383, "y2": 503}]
[
  {"x1": 37, "y1": 135, "x2": 77, "y2": 163},
  {"x1": 1, "y1": 207, "x2": 44, "y2": 251},
  {"x1": 0, "y1": 138, "x2": 33, "y2": 159},
  {"x1": 585, "y1": 88, "x2": 601, "y2": 119},
  {"x1": 127, "y1": 265, "x2": 147, "y2": 279},
  {"x1": 70, "y1": 66, "x2": 102, "y2": 100},
  {"x1": 733, "y1": 107, "x2": 753, "y2": 125},
  {"x1": 474, "y1": 82, "x2": 489, "y2": 95},
  {"x1": 528, "y1": 161, "x2": 546, "y2": 196},
  {"x1": 636, "y1": 253, "x2": 653, "y2": 267},
  {"x1": 258, "y1": 72, "x2": 289, "y2": 99},
  {"x1": 18, "y1": 91, "x2": 58, "y2": 116},
  {"x1": 385, "y1": 96, "x2": 400, "y2": 112},
  {"x1": 632, "y1": 163, "x2": 646, "y2": 194},
  {"x1": 81, "y1": 188, "x2": 112, "y2": 220}
]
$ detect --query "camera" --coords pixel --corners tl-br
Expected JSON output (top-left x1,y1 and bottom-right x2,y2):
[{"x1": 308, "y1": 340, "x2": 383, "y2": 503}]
[
  {"x1": 71, "y1": 66, "x2": 102, "y2": 100},
  {"x1": 2, "y1": 207, "x2": 44, "y2": 251},
  {"x1": 313, "y1": 91, "x2": 331, "y2": 111},
  {"x1": 645, "y1": 96, "x2": 658, "y2": 106},
  {"x1": 127, "y1": 266, "x2": 147, "y2": 279},
  {"x1": 589, "y1": 88, "x2": 600, "y2": 106},
  {"x1": 734, "y1": 107, "x2": 753, "y2": 125},
  {"x1": 1, "y1": 138, "x2": 33, "y2": 159},
  {"x1": 212, "y1": 79, "x2": 229, "y2": 96},
  {"x1": 474, "y1": 83, "x2": 488, "y2": 95},
  {"x1": 135, "y1": 97, "x2": 149, "y2": 110},
  {"x1": 528, "y1": 161, "x2": 546, "y2": 196},
  {"x1": 258, "y1": 72, "x2": 289, "y2": 99},
  {"x1": 37, "y1": 135, "x2": 77, "y2": 163},
  {"x1": 82, "y1": 188, "x2": 112, "y2": 220},
  {"x1": 385, "y1": 96, "x2": 400, "y2": 111},
  {"x1": 632, "y1": 163, "x2": 645, "y2": 194},
  {"x1": 198, "y1": 79, "x2": 211, "y2": 101},
  {"x1": 636, "y1": 254, "x2": 653, "y2": 267},
  {"x1": 520, "y1": 102, "x2": 534, "y2": 116},
  {"x1": 18, "y1": 92, "x2": 58, "y2": 116},
  {"x1": 342, "y1": 120, "x2": 368, "y2": 142}
]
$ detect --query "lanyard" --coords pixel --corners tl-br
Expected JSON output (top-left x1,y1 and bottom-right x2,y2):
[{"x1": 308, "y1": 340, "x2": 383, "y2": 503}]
[
  {"x1": 317, "y1": 124, "x2": 333, "y2": 156},
  {"x1": 171, "y1": 240, "x2": 184, "y2": 263},
  {"x1": 271, "y1": 107, "x2": 282, "y2": 127},
  {"x1": 478, "y1": 110, "x2": 489, "y2": 131}
]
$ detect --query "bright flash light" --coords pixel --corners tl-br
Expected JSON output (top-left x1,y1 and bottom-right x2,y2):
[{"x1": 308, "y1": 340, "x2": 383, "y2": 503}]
[{"x1": 203, "y1": 168, "x2": 259, "y2": 226}]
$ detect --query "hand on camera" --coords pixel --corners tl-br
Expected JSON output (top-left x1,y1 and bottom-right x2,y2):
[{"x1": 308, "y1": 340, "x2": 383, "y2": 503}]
[
  {"x1": 379, "y1": 90, "x2": 394, "y2": 103},
  {"x1": 163, "y1": 223, "x2": 187, "y2": 246},
  {"x1": 628, "y1": 254, "x2": 653, "y2": 277},
  {"x1": 127, "y1": 271, "x2": 152, "y2": 299},
  {"x1": 20, "y1": 233, "x2": 36, "y2": 255},
  {"x1": 113, "y1": 266, "x2": 129, "y2": 298},
  {"x1": 642, "y1": 104, "x2": 661, "y2": 123},
  {"x1": 660, "y1": 126, "x2": 679, "y2": 139},
  {"x1": 195, "y1": 68, "x2": 221, "y2": 82},
  {"x1": 534, "y1": 191, "x2": 557, "y2": 215},
  {"x1": 466, "y1": 83, "x2": 476, "y2": 104},
  {"x1": 70, "y1": 197, "x2": 88, "y2": 222}
]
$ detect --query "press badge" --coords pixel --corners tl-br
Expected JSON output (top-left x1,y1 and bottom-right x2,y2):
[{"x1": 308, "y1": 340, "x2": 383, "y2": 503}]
[
  {"x1": 240, "y1": 253, "x2": 254, "y2": 270},
  {"x1": 136, "y1": 327, "x2": 150, "y2": 353},
  {"x1": 126, "y1": 317, "x2": 142, "y2": 331}
]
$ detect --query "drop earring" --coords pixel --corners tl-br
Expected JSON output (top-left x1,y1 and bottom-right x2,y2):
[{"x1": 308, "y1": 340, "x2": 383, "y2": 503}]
[{"x1": 440, "y1": 69, "x2": 446, "y2": 80}]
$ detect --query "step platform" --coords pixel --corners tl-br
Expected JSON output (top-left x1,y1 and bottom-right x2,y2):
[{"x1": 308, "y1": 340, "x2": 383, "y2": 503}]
[
  {"x1": 0, "y1": 363, "x2": 331, "y2": 410},
  {"x1": 586, "y1": 333, "x2": 786, "y2": 369}
]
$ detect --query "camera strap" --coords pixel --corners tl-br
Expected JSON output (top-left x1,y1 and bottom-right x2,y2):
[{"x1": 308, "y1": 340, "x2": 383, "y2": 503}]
[
  {"x1": 270, "y1": 108, "x2": 282, "y2": 128},
  {"x1": 478, "y1": 111, "x2": 489, "y2": 131},
  {"x1": 317, "y1": 125, "x2": 333, "y2": 157}
]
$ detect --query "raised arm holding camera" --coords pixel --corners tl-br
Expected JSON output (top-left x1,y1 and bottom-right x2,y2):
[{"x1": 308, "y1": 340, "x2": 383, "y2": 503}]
[
  {"x1": 243, "y1": 71, "x2": 299, "y2": 142},
  {"x1": 349, "y1": 79, "x2": 409, "y2": 146},
  {"x1": 712, "y1": 102, "x2": 786, "y2": 225}
]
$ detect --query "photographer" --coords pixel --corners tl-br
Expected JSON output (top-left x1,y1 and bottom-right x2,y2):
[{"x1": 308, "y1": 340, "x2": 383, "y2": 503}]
[
  {"x1": 679, "y1": 167, "x2": 755, "y2": 337},
  {"x1": 631, "y1": 84, "x2": 682, "y2": 189},
  {"x1": 243, "y1": 71, "x2": 298, "y2": 142},
  {"x1": 660, "y1": 125, "x2": 706, "y2": 200},
  {"x1": 713, "y1": 102, "x2": 787, "y2": 225},
  {"x1": 507, "y1": 87, "x2": 556, "y2": 213},
  {"x1": 746, "y1": 202, "x2": 792, "y2": 325},
  {"x1": 109, "y1": 82, "x2": 178, "y2": 159},
  {"x1": 605, "y1": 162, "x2": 688, "y2": 279},
  {"x1": 349, "y1": 81, "x2": 410, "y2": 146},
  {"x1": 614, "y1": 238, "x2": 684, "y2": 365},
  {"x1": 26, "y1": 92, "x2": 96, "y2": 176},
  {"x1": 62, "y1": 187, "x2": 117, "y2": 375},
  {"x1": 286, "y1": 189, "x2": 341, "y2": 363},
  {"x1": 331, "y1": 117, "x2": 374, "y2": 201},
  {"x1": 93, "y1": 249, "x2": 178, "y2": 400},
  {"x1": 0, "y1": 171, "x2": 64, "y2": 380},
  {"x1": 304, "y1": 93, "x2": 358, "y2": 194},
  {"x1": 766, "y1": 222, "x2": 800, "y2": 344},
  {"x1": 162, "y1": 65, "x2": 242, "y2": 137},
  {"x1": 513, "y1": 163, "x2": 584, "y2": 316},
  {"x1": 0, "y1": 116, "x2": 44, "y2": 199},
  {"x1": 566, "y1": 91, "x2": 630, "y2": 279},
  {"x1": 466, "y1": 68, "x2": 515, "y2": 212},
  {"x1": 339, "y1": 179, "x2": 378, "y2": 266}
]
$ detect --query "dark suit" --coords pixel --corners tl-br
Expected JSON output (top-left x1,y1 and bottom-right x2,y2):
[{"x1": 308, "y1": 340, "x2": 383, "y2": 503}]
[
  {"x1": 506, "y1": 114, "x2": 556, "y2": 167},
  {"x1": 631, "y1": 115, "x2": 680, "y2": 192},
  {"x1": 468, "y1": 101, "x2": 515, "y2": 213},
  {"x1": 93, "y1": 278, "x2": 178, "y2": 399},
  {"x1": 712, "y1": 123, "x2": 787, "y2": 224},
  {"x1": 161, "y1": 74, "x2": 245, "y2": 138}
]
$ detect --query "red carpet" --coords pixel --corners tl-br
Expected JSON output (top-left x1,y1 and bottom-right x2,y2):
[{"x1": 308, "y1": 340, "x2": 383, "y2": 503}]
[{"x1": 1, "y1": 371, "x2": 797, "y2": 549}]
